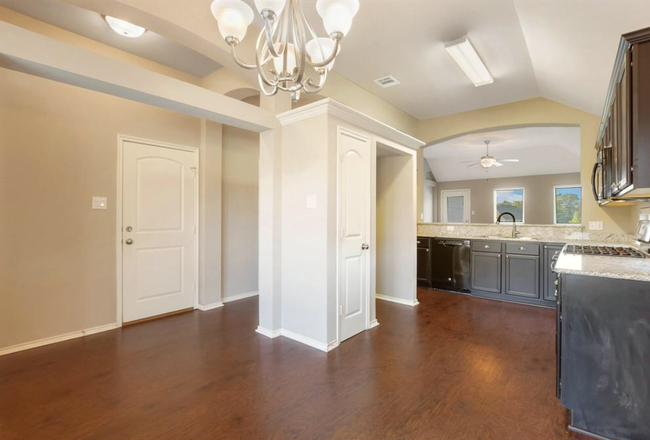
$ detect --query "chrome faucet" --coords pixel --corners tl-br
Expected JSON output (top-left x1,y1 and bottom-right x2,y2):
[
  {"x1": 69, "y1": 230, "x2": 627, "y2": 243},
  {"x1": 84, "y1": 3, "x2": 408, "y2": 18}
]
[{"x1": 496, "y1": 212, "x2": 520, "y2": 239}]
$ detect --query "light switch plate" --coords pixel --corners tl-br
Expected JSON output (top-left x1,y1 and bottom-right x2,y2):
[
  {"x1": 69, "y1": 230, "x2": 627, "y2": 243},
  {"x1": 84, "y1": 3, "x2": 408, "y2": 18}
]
[
  {"x1": 306, "y1": 195, "x2": 317, "y2": 209},
  {"x1": 92, "y1": 197, "x2": 107, "y2": 210},
  {"x1": 588, "y1": 221, "x2": 603, "y2": 231}
]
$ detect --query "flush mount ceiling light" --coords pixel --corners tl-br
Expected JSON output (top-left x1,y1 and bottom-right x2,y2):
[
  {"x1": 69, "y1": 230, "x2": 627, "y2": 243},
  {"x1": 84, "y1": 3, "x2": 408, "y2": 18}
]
[
  {"x1": 445, "y1": 36, "x2": 493, "y2": 87},
  {"x1": 211, "y1": 0, "x2": 359, "y2": 101},
  {"x1": 104, "y1": 15, "x2": 146, "y2": 38}
]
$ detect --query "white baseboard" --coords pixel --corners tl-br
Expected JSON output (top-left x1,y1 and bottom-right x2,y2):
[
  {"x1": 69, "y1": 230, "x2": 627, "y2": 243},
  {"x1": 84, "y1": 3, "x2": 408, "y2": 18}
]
[
  {"x1": 223, "y1": 290, "x2": 259, "y2": 304},
  {"x1": 369, "y1": 319, "x2": 380, "y2": 329},
  {"x1": 256, "y1": 327, "x2": 337, "y2": 353},
  {"x1": 0, "y1": 323, "x2": 119, "y2": 357},
  {"x1": 256, "y1": 326, "x2": 281, "y2": 339},
  {"x1": 376, "y1": 294, "x2": 419, "y2": 307},
  {"x1": 280, "y1": 329, "x2": 333, "y2": 352},
  {"x1": 197, "y1": 302, "x2": 224, "y2": 311}
]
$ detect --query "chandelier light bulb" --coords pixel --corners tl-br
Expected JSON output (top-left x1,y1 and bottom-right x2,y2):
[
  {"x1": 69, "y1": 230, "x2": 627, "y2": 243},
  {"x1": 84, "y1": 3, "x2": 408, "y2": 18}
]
[
  {"x1": 306, "y1": 38, "x2": 338, "y2": 70},
  {"x1": 273, "y1": 43, "x2": 297, "y2": 75},
  {"x1": 254, "y1": 0, "x2": 287, "y2": 16},
  {"x1": 211, "y1": 0, "x2": 254, "y2": 42},
  {"x1": 316, "y1": 0, "x2": 359, "y2": 36}
]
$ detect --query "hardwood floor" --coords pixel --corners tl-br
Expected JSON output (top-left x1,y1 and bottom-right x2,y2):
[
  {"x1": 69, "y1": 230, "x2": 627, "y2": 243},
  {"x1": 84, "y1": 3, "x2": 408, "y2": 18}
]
[{"x1": 0, "y1": 289, "x2": 588, "y2": 440}]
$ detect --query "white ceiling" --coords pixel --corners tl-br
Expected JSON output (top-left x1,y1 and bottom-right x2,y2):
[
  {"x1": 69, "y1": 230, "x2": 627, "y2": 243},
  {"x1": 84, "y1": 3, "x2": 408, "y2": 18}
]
[
  {"x1": 0, "y1": 0, "x2": 221, "y2": 78},
  {"x1": 423, "y1": 126, "x2": 581, "y2": 182},
  {"x1": 250, "y1": 0, "x2": 650, "y2": 120}
]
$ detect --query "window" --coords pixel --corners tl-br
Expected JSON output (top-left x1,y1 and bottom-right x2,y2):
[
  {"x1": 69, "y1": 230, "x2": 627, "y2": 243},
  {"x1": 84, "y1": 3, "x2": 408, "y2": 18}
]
[
  {"x1": 494, "y1": 188, "x2": 524, "y2": 223},
  {"x1": 554, "y1": 186, "x2": 582, "y2": 224}
]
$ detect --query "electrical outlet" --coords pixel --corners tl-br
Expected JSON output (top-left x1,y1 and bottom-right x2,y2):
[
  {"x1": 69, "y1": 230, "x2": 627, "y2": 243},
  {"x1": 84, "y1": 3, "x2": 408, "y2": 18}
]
[
  {"x1": 588, "y1": 221, "x2": 604, "y2": 231},
  {"x1": 92, "y1": 197, "x2": 107, "y2": 210}
]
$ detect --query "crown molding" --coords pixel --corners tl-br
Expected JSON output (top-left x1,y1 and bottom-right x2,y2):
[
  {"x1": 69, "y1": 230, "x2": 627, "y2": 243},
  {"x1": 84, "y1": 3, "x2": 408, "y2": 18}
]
[{"x1": 276, "y1": 98, "x2": 425, "y2": 150}]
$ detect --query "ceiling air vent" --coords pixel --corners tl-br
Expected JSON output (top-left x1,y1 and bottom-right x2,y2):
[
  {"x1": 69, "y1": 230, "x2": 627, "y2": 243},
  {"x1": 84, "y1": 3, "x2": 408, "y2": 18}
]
[{"x1": 374, "y1": 75, "x2": 400, "y2": 88}]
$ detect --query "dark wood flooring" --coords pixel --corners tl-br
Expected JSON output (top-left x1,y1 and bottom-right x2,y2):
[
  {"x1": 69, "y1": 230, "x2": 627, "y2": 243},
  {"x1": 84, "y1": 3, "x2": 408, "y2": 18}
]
[{"x1": 0, "y1": 289, "x2": 589, "y2": 440}]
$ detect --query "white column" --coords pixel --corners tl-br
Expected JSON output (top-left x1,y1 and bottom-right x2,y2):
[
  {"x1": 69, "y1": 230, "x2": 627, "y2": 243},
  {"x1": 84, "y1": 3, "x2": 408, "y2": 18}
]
[
  {"x1": 257, "y1": 95, "x2": 291, "y2": 336},
  {"x1": 198, "y1": 119, "x2": 224, "y2": 308}
]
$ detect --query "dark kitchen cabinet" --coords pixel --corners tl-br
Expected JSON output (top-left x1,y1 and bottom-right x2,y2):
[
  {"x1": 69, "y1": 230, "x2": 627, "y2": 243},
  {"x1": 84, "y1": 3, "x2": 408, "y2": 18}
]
[
  {"x1": 471, "y1": 251, "x2": 502, "y2": 294},
  {"x1": 594, "y1": 27, "x2": 650, "y2": 203},
  {"x1": 417, "y1": 237, "x2": 431, "y2": 286},
  {"x1": 559, "y1": 274, "x2": 650, "y2": 440},
  {"x1": 504, "y1": 254, "x2": 540, "y2": 299},
  {"x1": 543, "y1": 244, "x2": 564, "y2": 302}
]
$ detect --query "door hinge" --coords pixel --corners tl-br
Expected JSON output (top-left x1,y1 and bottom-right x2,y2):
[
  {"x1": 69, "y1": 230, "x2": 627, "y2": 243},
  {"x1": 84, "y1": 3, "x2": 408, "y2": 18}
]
[
  {"x1": 339, "y1": 305, "x2": 343, "y2": 316},
  {"x1": 191, "y1": 167, "x2": 197, "y2": 177},
  {"x1": 340, "y1": 228, "x2": 345, "y2": 239},
  {"x1": 193, "y1": 282, "x2": 196, "y2": 292},
  {"x1": 193, "y1": 225, "x2": 196, "y2": 234}
]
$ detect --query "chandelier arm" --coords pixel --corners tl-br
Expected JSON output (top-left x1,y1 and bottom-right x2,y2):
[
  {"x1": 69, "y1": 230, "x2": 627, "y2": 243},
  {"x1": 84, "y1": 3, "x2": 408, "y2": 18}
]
[
  {"x1": 303, "y1": 69, "x2": 328, "y2": 94},
  {"x1": 256, "y1": 30, "x2": 280, "y2": 87},
  {"x1": 230, "y1": 43, "x2": 257, "y2": 70},
  {"x1": 262, "y1": 15, "x2": 282, "y2": 58},
  {"x1": 258, "y1": 72, "x2": 279, "y2": 96},
  {"x1": 290, "y1": 1, "x2": 307, "y2": 86}
]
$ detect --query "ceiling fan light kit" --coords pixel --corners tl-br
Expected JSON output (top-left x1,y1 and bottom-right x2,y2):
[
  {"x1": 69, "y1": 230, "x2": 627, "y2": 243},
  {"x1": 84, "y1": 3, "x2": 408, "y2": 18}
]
[{"x1": 211, "y1": 0, "x2": 359, "y2": 101}]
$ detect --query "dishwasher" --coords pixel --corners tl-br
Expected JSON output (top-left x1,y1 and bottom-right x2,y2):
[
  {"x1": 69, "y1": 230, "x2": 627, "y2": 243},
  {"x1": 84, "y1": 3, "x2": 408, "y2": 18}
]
[{"x1": 430, "y1": 239, "x2": 471, "y2": 292}]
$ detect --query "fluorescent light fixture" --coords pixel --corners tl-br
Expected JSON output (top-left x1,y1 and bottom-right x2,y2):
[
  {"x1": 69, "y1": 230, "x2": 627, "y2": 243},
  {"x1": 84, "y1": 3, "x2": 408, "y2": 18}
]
[
  {"x1": 104, "y1": 15, "x2": 146, "y2": 38},
  {"x1": 445, "y1": 37, "x2": 493, "y2": 87}
]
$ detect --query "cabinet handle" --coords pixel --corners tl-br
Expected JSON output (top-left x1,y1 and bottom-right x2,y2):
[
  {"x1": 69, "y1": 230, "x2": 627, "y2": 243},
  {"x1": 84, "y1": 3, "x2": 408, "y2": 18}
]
[
  {"x1": 417, "y1": 241, "x2": 420, "y2": 244},
  {"x1": 519, "y1": 246, "x2": 525, "y2": 250},
  {"x1": 426, "y1": 249, "x2": 429, "y2": 252},
  {"x1": 485, "y1": 245, "x2": 490, "y2": 249}
]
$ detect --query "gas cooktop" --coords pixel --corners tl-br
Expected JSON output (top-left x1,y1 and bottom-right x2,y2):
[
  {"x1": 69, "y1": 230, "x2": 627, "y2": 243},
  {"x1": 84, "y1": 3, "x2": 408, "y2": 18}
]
[{"x1": 564, "y1": 245, "x2": 646, "y2": 258}]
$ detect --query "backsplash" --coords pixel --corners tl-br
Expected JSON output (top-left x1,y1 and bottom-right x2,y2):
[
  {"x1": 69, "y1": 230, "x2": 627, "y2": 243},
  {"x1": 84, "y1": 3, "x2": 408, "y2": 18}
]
[{"x1": 417, "y1": 222, "x2": 634, "y2": 244}]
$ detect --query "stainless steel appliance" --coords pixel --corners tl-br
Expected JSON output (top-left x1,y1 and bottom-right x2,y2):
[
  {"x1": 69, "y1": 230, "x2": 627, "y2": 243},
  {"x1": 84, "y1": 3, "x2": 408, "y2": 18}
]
[
  {"x1": 430, "y1": 239, "x2": 470, "y2": 292},
  {"x1": 564, "y1": 244, "x2": 645, "y2": 258}
]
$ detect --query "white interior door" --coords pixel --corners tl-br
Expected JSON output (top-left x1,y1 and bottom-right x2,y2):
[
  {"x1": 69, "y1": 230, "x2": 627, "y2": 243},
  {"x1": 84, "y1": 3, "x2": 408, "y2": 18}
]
[
  {"x1": 338, "y1": 129, "x2": 370, "y2": 342},
  {"x1": 440, "y1": 189, "x2": 471, "y2": 223},
  {"x1": 122, "y1": 141, "x2": 196, "y2": 323}
]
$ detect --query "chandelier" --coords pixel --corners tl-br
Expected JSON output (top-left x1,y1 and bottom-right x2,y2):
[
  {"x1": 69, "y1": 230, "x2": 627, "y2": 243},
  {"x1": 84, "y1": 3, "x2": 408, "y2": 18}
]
[{"x1": 210, "y1": 0, "x2": 359, "y2": 101}]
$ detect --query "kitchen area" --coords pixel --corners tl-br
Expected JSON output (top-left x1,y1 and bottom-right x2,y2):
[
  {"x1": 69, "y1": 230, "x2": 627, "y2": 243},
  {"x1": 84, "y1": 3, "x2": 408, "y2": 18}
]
[{"x1": 417, "y1": 26, "x2": 650, "y2": 440}]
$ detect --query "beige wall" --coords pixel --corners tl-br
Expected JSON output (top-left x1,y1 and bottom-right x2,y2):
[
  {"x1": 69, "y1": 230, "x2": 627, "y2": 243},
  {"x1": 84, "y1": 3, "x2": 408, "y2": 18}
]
[
  {"x1": 416, "y1": 98, "x2": 636, "y2": 234},
  {"x1": 0, "y1": 68, "x2": 204, "y2": 349},
  {"x1": 222, "y1": 124, "x2": 259, "y2": 299},
  {"x1": 377, "y1": 154, "x2": 417, "y2": 301},
  {"x1": 436, "y1": 173, "x2": 581, "y2": 224}
]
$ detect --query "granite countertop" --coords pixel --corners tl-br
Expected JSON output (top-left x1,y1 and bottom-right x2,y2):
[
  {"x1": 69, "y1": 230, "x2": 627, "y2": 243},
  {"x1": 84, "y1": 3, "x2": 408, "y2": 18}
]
[
  {"x1": 554, "y1": 249, "x2": 650, "y2": 282},
  {"x1": 423, "y1": 234, "x2": 561, "y2": 243}
]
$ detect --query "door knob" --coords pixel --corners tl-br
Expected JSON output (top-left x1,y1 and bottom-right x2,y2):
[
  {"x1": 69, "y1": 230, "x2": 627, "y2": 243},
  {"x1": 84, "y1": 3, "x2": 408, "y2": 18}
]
[
  {"x1": 125, "y1": 238, "x2": 134, "y2": 245},
  {"x1": 361, "y1": 243, "x2": 369, "y2": 250}
]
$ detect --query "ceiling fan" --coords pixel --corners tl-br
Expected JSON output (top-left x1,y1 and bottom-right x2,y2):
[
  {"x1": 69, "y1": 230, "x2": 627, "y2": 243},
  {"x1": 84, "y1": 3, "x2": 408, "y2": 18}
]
[{"x1": 461, "y1": 140, "x2": 520, "y2": 169}]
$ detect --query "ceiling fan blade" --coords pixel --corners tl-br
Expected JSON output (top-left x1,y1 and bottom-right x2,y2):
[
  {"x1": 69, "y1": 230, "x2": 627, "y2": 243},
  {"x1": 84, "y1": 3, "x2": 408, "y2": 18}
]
[
  {"x1": 460, "y1": 160, "x2": 478, "y2": 163},
  {"x1": 499, "y1": 159, "x2": 519, "y2": 162},
  {"x1": 466, "y1": 163, "x2": 480, "y2": 168},
  {"x1": 493, "y1": 161, "x2": 504, "y2": 167}
]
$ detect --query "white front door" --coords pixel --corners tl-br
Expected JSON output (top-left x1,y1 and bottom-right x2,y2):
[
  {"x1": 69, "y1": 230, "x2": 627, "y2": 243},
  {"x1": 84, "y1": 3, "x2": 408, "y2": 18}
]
[
  {"x1": 122, "y1": 140, "x2": 197, "y2": 323},
  {"x1": 338, "y1": 129, "x2": 370, "y2": 342},
  {"x1": 440, "y1": 189, "x2": 471, "y2": 223}
]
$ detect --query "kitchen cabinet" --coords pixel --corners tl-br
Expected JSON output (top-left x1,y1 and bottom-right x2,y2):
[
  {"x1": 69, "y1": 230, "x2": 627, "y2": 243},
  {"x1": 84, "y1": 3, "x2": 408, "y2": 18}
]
[
  {"x1": 594, "y1": 27, "x2": 650, "y2": 203},
  {"x1": 558, "y1": 273, "x2": 650, "y2": 440},
  {"x1": 543, "y1": 244, "x2": 564, "y2": 302},
  {"x1": 471, "y1": 251, "x2": 502, "y2": 294},
  {"x1": 417, "y1": 237, "x2": 431, "y2": 286},
  {"x1": 504, "y1": 254, "x2": 540, "y2": 299}
]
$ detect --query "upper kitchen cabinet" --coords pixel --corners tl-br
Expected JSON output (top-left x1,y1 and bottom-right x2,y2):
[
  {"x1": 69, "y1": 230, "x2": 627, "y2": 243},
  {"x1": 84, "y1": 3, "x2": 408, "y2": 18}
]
[{"x1": 594, "y1": 27, "x2": 650, "y2": 203}]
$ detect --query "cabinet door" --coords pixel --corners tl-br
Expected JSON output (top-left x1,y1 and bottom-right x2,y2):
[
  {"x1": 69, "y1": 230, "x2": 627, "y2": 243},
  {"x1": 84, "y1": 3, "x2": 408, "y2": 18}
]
[
  {"x1": 505, "y1": 254, "x2": 540, "y2": 299},
  {"x1": 615, "y1": 50, "x2": 632, "y2": 194},
  {"x1": 543, "y1": 245, "x2": 564, "y2": 302},
  {"x1": 471, "y1": 251, "x2": 502, "y2": 294},
  {"x1": 417, "y1": 245, "x2": 431, "y2": 286}
]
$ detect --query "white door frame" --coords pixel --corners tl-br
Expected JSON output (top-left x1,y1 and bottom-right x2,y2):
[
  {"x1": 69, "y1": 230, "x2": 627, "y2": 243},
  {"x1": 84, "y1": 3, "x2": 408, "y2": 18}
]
[
  {"x1": 440, "y1": 189, "x2": 471, "y2": 223},
  {"x1": 336, "y1": 126, "x2": 371, "y2": 345},
  {"x1": 115, "y1": 135, "x2": 200, "y2": 326}
]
